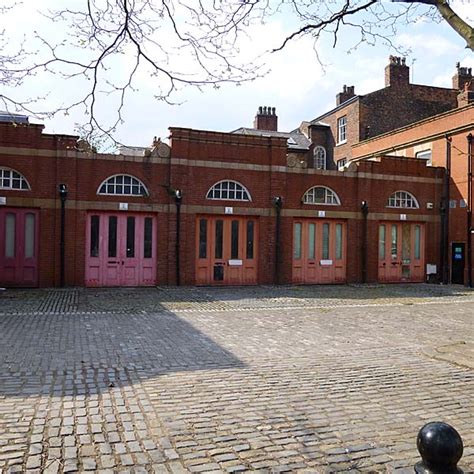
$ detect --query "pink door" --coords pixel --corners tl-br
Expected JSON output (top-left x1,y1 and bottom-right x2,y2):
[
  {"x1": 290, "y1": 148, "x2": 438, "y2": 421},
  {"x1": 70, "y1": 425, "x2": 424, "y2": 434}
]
[
  {"x1": 85, "y1": 213, "x2": 157, "y2": 287},
  {"x1": 0, "y1": 208, "x2": 39, "y2": 287},
  {"x1": 378, "y1": 222, "x2": 425, "y2": 282},
  {"x1": 292, "y1": 220, "x2": 347, "y2": 284}
]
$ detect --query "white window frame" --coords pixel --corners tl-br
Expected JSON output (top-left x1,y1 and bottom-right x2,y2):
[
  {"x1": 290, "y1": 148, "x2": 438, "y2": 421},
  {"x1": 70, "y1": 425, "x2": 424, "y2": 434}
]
[
  {"x1": 206, "y1": 180, "x2": 251, "y2": 202},
  {"x1": 337, "y1": 116, "x2": 347, "y2": 144},
  {"x1": 0, "y1": 167, "x2": 30, "y2": 190},
  {"x1": 337, "y1": 158, "x2": 347, "y2": 171},
  {"x1": 303, "y1": 186, "x2": 341, "y2": 206},
  {"x1": 97, "y1": 174, "x2": 149, "y2": 196},
  {"x1": 415, "y1": 149, "x2": 432, "y2": 166},
  {"x1": 313, "y1": 146, "x2": 326, "y2": 170},
  {"x1": 387, "y1": 191, "x2": 419, "y2": 209}
]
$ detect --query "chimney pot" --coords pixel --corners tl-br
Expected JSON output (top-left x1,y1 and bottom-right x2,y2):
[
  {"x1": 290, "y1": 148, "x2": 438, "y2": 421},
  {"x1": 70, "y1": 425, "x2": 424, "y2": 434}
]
[
  {"x1": 385, "y1": 56, "x2": 409, "y2": 87},
  {"x1": 253, "y1": 106, "x2": 278, "y2": 131}
]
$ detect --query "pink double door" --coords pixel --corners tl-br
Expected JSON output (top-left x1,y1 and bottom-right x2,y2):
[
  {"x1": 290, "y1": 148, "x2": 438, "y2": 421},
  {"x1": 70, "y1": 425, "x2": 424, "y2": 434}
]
[
  {"x1": 85, "y1": 213, "x2": 157, "y2": 287},
  {"x1": 378, "y1": 222, "x2": 425, "y2": 282},
  {"x1": 0, "y1": 208, "x2": 39, "y2": 287},
  {"x1": 292, "y1": 220, "x2": 347, "y2": 284}
]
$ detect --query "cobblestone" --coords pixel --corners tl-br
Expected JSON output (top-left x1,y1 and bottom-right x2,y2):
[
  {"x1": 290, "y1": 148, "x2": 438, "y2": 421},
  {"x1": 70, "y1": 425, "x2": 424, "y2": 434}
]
[{"x1": 0, "y1": 285, "x2": 473, "y2": 472}]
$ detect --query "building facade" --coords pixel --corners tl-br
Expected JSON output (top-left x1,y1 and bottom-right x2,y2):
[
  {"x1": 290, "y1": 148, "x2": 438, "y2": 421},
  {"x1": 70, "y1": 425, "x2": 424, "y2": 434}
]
[
  {"x1": 0, "y1": 118, "x2": 444, "y2": 288},
  {"x1": 0, "y1": 57, "x2": 472, "y2": 288}
]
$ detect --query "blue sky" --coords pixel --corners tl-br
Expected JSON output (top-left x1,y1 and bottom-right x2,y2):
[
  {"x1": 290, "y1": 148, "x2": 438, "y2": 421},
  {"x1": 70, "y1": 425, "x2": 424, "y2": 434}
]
[{"x1": 1, "y1": 1, "x2": 472, "y2": 148}]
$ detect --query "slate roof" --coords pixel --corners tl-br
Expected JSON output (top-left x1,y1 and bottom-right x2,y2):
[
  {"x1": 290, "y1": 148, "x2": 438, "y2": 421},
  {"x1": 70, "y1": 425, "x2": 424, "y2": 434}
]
[{"x1": 231, "y1": 127, "x2": 311, "y2": 151}]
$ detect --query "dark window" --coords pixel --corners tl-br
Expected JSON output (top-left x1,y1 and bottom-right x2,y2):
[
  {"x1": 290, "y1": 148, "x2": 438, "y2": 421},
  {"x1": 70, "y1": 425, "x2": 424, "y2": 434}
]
[
  {"x1": 213, "y1": 264, "x2": 224, "y2": 281},
  {"x1": 144, "y1": 217, "x2": 153, "y2": 258},
  {"x1": 231, "y1": 220, "x2": 239, "y2": 259},
  {"x1": 108, "y1": 216, "x2": 117, "y2": 258},
  {"x1": 215, "y1": 220, "x2": 223, "y2": 259},
  {"x1": 90, "y1": 215, "x2": 100, "y2": 257},
  {"x1": 126, "y1": 217, "x2": 135, "y2": 258},
  {"x1": 199, "y1": 219, "x2": 207, "y2": 259},
  {"x1": 246, "y1": 221, "x2": 254, "y2": 259}
]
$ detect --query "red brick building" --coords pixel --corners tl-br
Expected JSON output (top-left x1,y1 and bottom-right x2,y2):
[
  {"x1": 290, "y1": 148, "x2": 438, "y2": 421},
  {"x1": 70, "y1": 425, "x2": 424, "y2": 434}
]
[
  {"x1": 352, "y1": 103, "x2": 474, "y2": 285},
  {"x1": 0, "y1": 58, "x2": 472, "y2": 288},
  {"x1": 0, "y1": 116, "x2": 444, "y2": 288},
  {"x1": 298, "y1": 58, "x2": 467, "y2": 171}
]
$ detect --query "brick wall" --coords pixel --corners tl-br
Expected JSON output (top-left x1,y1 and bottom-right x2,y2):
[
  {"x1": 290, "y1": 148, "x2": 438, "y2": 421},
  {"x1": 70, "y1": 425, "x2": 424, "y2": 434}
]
[{"x1": 0, "y1": 121, "x2": 445, "y2": 287}]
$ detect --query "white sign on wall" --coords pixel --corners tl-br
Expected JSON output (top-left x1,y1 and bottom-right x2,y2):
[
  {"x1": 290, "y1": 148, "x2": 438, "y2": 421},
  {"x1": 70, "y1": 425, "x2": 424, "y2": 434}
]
[
  {"x1": 0, "y1": 197, "x2": 6, "y2": 205},
  {"x1": 225, "y1": 207, "x2": 233, "y2": 214},
  {"x1": 400, "y1": 214, "x2": 407, "y2": 221},
  {"x1": 318, "y1": 210, "x2": 326, "y2": 218},
  {"x1": 426, "y1": 264, "x2": 437, "y2": 275},
  {"x1": 119, "y1": 202, "x2": 129, "y2": 210}
]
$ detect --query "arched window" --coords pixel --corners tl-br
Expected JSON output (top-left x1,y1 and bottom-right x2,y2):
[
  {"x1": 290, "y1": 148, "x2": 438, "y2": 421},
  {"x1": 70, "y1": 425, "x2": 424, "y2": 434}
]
[
  {"x1": 206, "y1": 180, "x2": 251, "y2": 201},
  {"x1": 313, "y1": 146, "x2": 326, "y2": 170},
  {"x1": 98, "y1": 175, "x2": 148, "y2": 196},
  {"x1": 387, "y1": 191, "x2": 419, "y2": 209},
  {"x1": 0, "y1": 167, "x2": 30, "y2": 190},
  {"x1": 303, "y1": 186, "x2": 340, "y2": 205}
]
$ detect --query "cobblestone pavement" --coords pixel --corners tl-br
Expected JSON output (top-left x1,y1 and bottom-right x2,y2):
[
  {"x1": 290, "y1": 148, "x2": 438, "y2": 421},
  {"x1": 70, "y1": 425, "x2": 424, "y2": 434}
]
[{"x1": 0, "y1": 285, "x2": 473, "y2": 473}]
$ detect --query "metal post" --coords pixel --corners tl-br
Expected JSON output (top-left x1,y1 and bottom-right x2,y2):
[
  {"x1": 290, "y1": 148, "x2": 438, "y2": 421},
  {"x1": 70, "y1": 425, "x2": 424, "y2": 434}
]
[
  {"x1": 361, "y1": 201, "x2": 369, "y2": 283},
  {"x1": 415, "y1": 421, "x2": 464, "y2": 473},
  {"x1": 467, "y1": 133, "x2": 473, "y2": 288},
  {"x1": 273, "y1": 196, "x2": 283, "y2": 285},
  {"x1": 444, "y1": 137, "x2": 452, "y2": 284},
  {"x1": 58, "y1": 184, "x2": 68, "y2": 287},
  {"x1": 174, "y1": 189, "x2": 182, "y2": 286}
]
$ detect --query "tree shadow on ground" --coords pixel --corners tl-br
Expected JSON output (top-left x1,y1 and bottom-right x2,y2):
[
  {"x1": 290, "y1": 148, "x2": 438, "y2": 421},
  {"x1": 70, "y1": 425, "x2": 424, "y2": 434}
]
[{"x1": 0, "y1": 308, "x2": 245, "y2": 398}]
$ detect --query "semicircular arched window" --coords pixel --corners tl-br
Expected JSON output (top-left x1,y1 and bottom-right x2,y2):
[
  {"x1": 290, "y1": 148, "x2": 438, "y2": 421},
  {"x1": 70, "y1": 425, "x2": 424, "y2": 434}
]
[
  {"x1": 387, "y1": 191, "x2": 419, "y2": 209},
  {"x1": 98, "y1": 174, "x2": 148, "y2": 196},
  {"x1": 0, "y1": 167, "x2": 30, "y2": 190},
  {"x1": 313, "y1": 146, "x2": 326, "y2": 170},
  {"x1": 206, "y1": 180, "x2": 251, "y2": 201},
  {"x1": 303, "y1": 186, "x2": 340, "y2": 205}
]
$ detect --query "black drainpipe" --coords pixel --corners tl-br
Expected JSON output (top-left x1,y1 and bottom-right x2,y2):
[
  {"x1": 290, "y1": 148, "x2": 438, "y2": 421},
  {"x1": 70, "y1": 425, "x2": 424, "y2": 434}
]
[
  {"x1": 58, "y1": 184, "x2": 68, "y2": 287},
  {"x1": 443, "y1": 137, "x2": 451, "y2": 284},
  {"x1": 467, "y1": 133, "x2": 473, "y2": 288},
  {"x1": 174, "y1": 189, "x2": 182, "y2": 286},
  {"x1": 273, "y1": 196, "x2": 283, "y2": 284},
  {"x1": 361, "y1": 200, "x2": 369, "y2": 283}
]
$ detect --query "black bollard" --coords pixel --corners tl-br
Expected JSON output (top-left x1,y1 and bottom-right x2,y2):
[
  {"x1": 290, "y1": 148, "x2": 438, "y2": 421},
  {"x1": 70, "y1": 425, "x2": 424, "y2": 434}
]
[{"x1": 415, "y1": 421, "x2": 463, "y2": 473}]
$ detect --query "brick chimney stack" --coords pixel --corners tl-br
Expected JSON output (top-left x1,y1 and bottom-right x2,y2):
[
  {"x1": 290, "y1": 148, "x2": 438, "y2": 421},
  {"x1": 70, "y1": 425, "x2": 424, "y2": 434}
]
[
  {"x1": 385, "y1": 56, "x2": 409, "y2": 87},
  {"x1": 452, "y1": 62, "x2": 473, "y2": 90},
  {"x1": 457, "y1": 80, "x2": 474, "y2": 107},
  {"x1": 254, "y1": 106, "x2": 278, "y2": 131},
  {"x1": 336, "y1": 85, "x2": 356, "y2": 106}
]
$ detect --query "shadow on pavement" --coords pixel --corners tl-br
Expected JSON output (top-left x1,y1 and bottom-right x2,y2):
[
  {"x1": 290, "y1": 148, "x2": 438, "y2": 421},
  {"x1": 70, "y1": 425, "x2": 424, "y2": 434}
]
[{"x1": 0, "y1": 308, "x2": 245, "y2": 398}]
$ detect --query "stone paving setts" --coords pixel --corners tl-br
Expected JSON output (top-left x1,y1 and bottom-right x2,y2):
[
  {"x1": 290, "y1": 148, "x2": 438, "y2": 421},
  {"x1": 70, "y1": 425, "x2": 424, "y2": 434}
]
[{"x1": 0, "y1": 284, "x2": 473, "y2": 473}]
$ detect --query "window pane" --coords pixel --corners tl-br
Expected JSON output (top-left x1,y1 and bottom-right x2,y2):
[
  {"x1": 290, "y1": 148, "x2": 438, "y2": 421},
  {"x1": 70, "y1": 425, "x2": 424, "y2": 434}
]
[
  {"x1": 199, "y1": 219, "x2": 207, "y2": 259},
  {"x1": 308, "y1": 223, "x2": 315, "y2": 259},
  {"x1": 414, "y1": 225, "x2": 421, "y2": 260},
  {"x1": 322, "y1": 223, "x2": 330, "y2": 260},
  {"x1": 293, "y1": 223, "x2": 302, "y2": 260},
  {"x1": 402, "y1": 224, "x2": 411, "y2": 261},
  {"x1": 335, "y1": 224, "x2": 342, "y2": 260},
  {"x1": 215, "y1": 220, "x2": 223, "y2": 259},
  {"x1": 126, "y1": 217, "x2": 135, "y2": 258},
  {"x1": 24, "y1": 213, "x2": 35, "y2": 258},
  {"x1": 108, "y1": 216, "x2": 117, "y2": 258},
  {"x1": 379, "y1": 225, "x2": 386, "y2": 259},
  {"x1": 246, "y1": 220, "x2": 254, "y2": 259},
  {"x1": 90, "y1": 215, "x2": 100, "y2": 258},
  {"x1": 144, "y1": 217, "x2": 153, "y2": 258},
  {"x1": 231, "y1": 220, "x2": 239, "y2": 259},
  {"x1": 5, "y1": 213, "x2": 15, "y2": 258},
  {"x1": 391, "y1": 225, "x2": 398, "y2": 259}
]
